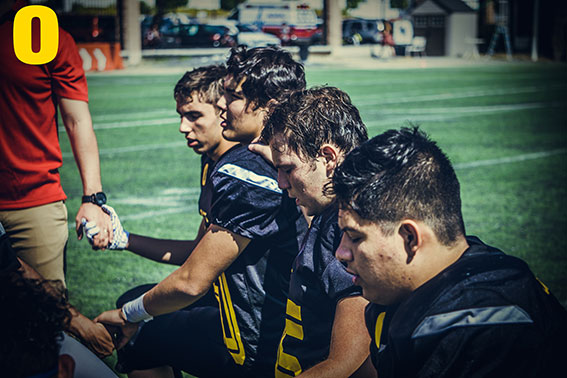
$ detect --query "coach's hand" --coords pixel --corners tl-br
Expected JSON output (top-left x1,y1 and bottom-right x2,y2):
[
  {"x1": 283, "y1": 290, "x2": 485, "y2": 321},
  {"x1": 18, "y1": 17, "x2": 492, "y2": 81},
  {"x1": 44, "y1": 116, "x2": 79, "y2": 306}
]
[
  {"x1": 81, "y1": 204, "x2": 129, "y2": 250},
  {"x1": 95, "y1": 309, "x2": 138, "y2": 350},
  {"x1": 76, "y1": 203, "x2": 113, "y2": 249}
]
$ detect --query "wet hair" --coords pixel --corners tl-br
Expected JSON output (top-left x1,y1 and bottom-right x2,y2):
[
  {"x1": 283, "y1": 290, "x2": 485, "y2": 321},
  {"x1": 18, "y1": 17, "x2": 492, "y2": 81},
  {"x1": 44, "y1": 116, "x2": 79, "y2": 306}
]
[
  {"x1": 225, "y1": 46, "x2": 306, "y2": 108},
  {"x1": 262, "y1": 86, "x2": 368, "y2": 161},
  {"x1": 174, "y1": 64, "x2": 227, "y2": 111},
  {"x1": 332, "y1": 126, "x2": 466, "y2": 246},
  {"x1": 0, "y1": 274, "x2": 71, "y2": 377}
]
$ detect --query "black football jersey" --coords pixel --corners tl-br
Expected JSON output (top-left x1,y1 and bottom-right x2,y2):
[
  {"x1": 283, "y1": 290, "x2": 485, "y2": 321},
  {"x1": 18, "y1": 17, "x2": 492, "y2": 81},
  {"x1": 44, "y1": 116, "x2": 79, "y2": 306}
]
[
  {"x1": 275, "y1": 203, "x2": 362, "y2": 377},
  {"x1": 201, "y1": 145, "x2": 308, "y2": 374},
  {"x1": 365, "y1": 236, "x2": 567, "y2": 378}
]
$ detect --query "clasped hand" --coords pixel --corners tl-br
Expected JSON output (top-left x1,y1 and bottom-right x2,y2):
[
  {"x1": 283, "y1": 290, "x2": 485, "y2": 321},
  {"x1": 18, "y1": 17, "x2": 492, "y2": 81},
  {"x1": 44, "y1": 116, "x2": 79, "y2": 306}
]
[
  {"x1": 94, "y1": 309, "x2": 139, "y2": 350},
  {"x1": 81, "y1": 205, "x2": 129, "y2": 250}
]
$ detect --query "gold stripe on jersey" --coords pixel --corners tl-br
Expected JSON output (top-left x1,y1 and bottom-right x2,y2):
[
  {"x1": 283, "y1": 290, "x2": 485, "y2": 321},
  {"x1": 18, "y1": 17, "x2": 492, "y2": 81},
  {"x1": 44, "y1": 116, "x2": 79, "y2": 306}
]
[
  {"x1": 375, "y1": 311, "x2": 386, "y2": 350},
  {"x1": 202, "y1": 162, "x2": 209, "y2": 186},
  {"x1": 214, "y1": 273, "x2": 246, "y2": 365},
  {"x1": 286, "y1": 298, "x2": 302, "y2": 321},
  {"x1": 536, "y1": 277, "x2": 550, "y2": 295},
  {"x1": 275, "y1": 299, "x2": 304, "y2": 377}
]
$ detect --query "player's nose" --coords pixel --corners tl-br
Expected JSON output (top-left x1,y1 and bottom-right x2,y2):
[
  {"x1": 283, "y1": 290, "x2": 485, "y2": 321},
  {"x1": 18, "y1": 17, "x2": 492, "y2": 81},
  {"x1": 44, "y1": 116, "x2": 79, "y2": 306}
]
[
  {"x1": 217, "y1": 94, "x2": 227, "y2": 112},
  {"x1": 179, "y1": 117, "x2": 193, "y2": 133},
  {"x1": 335, "y1": 234, "x2": 353, "y2": 263},
  {"x1": 277, "y1": 170, "x2": 290, "y2": 190}
]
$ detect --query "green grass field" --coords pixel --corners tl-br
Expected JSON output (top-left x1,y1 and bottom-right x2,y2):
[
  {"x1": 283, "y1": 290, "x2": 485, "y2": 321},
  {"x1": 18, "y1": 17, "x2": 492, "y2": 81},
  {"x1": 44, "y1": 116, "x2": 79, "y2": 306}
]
[{"x1": 58, "y1": 61, "x2": 567, "y2": 375}]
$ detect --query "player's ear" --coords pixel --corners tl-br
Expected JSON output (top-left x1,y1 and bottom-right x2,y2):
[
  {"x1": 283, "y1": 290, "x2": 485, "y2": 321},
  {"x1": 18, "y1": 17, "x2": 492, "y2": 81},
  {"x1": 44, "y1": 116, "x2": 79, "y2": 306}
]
[
  {"x1": 58, "y1": 354, "x2": 75, "y2": 378},
  {"x1": 320, "y1": 144, "x2": 339, "y2": 177},
  {"x1": 398, "y1": 220, "x2": 420, "y2": 264}
]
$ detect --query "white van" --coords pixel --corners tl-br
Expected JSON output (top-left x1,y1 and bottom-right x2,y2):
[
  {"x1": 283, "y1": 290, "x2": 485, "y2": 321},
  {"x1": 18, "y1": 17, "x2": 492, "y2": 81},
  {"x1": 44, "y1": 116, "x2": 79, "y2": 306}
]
[{"x1": 228, "y1": 1, "x2": 320, "y2": 45}]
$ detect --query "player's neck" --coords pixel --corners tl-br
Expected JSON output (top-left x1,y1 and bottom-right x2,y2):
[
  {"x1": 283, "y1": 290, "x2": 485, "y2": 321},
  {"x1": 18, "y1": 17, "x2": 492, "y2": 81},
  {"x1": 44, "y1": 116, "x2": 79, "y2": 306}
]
[{"x1": 209, "y1": 140, "x2": 238, "y2": 162}]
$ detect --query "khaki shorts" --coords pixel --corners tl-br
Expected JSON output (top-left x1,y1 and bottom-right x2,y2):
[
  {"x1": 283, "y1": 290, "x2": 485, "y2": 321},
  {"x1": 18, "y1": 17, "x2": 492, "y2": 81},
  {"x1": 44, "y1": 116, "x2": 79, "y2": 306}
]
[{"x1": 0, "y1": 201, "x2": 68, "y2": 286}]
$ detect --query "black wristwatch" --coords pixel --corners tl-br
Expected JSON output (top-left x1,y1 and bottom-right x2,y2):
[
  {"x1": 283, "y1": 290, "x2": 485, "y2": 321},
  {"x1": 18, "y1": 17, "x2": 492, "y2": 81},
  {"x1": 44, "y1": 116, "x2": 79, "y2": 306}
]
[{"x1": 82, "y1": 192, "x2": 107, "y2": 206}]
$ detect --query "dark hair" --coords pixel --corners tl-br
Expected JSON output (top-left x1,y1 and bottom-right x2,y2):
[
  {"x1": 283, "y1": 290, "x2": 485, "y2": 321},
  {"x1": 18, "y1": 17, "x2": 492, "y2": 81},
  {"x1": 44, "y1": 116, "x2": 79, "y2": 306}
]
[
  {"x1": 262, "y1": 86, "x2": 368, "y2": 161},
  {"x1": 0, "y1": 274, "x2": 71, "y2": 377},
  {"x1": 226, "y1": 46, "x2": 306, "y2": 108},
  {"x1": 332, "y1": 127, "x2": 466, "y2": 246},
  {"x1": 174, "y1": 64, "x2": 227, "y2": 110}
]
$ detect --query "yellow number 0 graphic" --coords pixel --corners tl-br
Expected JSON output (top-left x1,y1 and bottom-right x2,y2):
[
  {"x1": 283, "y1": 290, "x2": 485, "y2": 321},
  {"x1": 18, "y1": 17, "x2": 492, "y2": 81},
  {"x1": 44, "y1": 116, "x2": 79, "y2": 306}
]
[{"x1": 13, "y1": 5, "x2": 59, "y2": 65}]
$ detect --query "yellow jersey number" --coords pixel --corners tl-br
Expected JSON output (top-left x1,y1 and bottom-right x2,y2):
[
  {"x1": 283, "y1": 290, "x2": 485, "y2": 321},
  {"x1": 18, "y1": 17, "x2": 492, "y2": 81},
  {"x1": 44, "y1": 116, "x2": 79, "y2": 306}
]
[
  {"x1": 213, "y1": 273, "x2": 246, "y2": 365},
  {"x1": 13, "y1": 5, "x2": 59, "y2": 65},
  {"x1": 275, "y1": 299, "x2": 304, "y2": 377}
]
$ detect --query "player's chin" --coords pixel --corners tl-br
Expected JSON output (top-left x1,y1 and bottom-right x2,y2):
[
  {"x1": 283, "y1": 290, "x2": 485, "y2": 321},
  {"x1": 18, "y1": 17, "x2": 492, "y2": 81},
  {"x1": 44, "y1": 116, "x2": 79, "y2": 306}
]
[
  {"x1": 222, "y1": 129, "x2": 245, "y2": 143},
  {"x1": 192, "y1": 145, "x2": 207, "y2": 154}
]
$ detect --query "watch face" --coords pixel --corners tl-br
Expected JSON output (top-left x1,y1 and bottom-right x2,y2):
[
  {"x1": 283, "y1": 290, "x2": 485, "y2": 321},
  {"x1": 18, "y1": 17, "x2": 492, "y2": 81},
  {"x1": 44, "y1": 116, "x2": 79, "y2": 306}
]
[{"x1": 95, "y1": 192, "x2": 107, "y2": 205}]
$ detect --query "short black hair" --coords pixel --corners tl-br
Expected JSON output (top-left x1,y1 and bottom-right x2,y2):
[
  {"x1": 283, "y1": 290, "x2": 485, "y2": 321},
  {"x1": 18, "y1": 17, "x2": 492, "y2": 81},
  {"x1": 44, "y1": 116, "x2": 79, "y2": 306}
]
[
  {"x1": 332, "y1": 127, "x2": 466, "y2": 246},
  {"x1": 226, "y1": 46, "x2": 306, "y2": 108},
  {"x1": 174, "y1": 64, "x2": 227, "y2": 110},
  {"x1": 0, "y1": 274, "x2": 71, "y2": 377},
  {"x1": 262, "y1": 86, "x2": 368, "y2": 161}
]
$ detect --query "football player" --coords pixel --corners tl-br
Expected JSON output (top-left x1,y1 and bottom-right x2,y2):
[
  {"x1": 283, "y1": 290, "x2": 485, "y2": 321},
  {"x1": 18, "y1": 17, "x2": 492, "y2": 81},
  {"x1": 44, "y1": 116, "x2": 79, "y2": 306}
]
[
  {"x1": 259, "y1": 86, "x2": 375, "y2": 377},
  {"x1": 333, "y1": 127, "x2": 567, "y2": 378},
  {"x1": 94, "y1": 47, "x2": 309, "y2": 377},
  {"x1": 86, "y1": 64, "x2": 241, "y2": 377}
]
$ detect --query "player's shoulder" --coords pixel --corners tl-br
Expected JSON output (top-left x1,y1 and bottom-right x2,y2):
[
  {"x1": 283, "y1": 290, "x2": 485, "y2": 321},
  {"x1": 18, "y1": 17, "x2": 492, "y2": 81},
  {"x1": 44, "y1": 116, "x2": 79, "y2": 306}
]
[
  {"x1": 216, "y1": 144, "x2": 274, "y2": 171},
  {"x1": 212, "y1": 144, "x2": 281, "y2": 194}
]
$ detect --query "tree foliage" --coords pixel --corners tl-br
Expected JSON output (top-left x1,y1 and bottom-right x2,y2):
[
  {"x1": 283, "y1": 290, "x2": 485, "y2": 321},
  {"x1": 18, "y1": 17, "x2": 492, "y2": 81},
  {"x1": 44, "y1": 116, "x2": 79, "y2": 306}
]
[
  {"x1": 221, "y1": 0, "x2": 246, "y2": 11},
  {"x1": 346, "y1": 0, "x2": 363, "y2": 10},
  {"x1": 390, "y1": 0, "x2": 409, "y2": 9},
  {"x1": 155, "y1": 0, "x2": 187, "y2": 15}
]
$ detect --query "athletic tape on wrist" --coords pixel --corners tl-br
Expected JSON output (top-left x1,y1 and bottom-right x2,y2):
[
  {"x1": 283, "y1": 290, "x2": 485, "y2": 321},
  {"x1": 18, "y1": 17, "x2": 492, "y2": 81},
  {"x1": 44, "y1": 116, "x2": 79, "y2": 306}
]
[{"x1": 122, "y1": 293, "x2": 153, "y2": 323}]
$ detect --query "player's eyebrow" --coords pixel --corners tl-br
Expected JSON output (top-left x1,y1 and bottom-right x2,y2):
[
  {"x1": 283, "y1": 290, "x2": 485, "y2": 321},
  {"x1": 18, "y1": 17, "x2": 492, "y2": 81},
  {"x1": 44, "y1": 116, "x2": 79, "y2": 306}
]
[{"x1": 339, "y1": 225, "x2": 360, "y2": 235}]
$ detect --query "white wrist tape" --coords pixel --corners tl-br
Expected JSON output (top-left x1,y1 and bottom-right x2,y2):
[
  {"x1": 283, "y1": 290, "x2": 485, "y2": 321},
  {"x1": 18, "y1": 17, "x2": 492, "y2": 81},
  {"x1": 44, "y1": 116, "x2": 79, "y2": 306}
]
[{"x1": 122, "y1": 294, "x2": 153, "y2": 323}]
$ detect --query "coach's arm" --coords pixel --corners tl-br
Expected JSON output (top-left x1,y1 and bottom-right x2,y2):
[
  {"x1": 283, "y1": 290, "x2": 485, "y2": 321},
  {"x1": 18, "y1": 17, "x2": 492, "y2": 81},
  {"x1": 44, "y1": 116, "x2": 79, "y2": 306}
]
[
  {"x1": 59, "y1": 97, "x2": 112, "y2": 249},
  {"x1": 94, "y1": 224, "x2": 249, "y2": 348}
]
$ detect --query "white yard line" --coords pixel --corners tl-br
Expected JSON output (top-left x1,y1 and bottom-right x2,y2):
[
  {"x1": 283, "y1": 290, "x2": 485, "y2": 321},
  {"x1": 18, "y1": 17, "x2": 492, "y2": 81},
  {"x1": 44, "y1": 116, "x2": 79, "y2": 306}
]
[
  {"x1": 62, "y1": 141, "x2": 185, "y2": 158},
  {"x1": 354, "y1": 85, "x2": 565, "y2": 106},
  {"x1": 335, "y1": 73, "x2": 551, "y2": 87},
  {"x1": 93, "y1": 108, "x2": 174, "y2": 121},
  {"x1": 58, "y1": 117, "x2": 179, "y2": 133},
  {"x1": 454, "y1": 149, "x2": 566, "y2": 169},
  {"x1": 364, "y1": 101, "x2": 561, "y2": 116}
]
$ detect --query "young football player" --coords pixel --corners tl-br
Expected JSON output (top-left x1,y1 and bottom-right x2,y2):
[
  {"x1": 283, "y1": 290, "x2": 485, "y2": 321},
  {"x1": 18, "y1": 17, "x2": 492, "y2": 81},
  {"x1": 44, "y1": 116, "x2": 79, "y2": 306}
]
[
  {"x1": 333, "y1": 127, "x2": 567, "y2": 378},
  {"x1": 84, "y1": 65, "x2": 243, "y2": 378},
  {"x1": 94, "y1": 48, "x2": 309, "y2": 377},
  {"x1": 260, "y1": 86, "x2": 374, "y2": 377}
]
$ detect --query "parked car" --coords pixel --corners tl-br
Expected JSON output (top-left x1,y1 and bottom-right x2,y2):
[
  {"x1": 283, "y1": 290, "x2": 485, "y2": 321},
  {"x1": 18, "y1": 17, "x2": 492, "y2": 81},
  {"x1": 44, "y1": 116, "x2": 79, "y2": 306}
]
[
  {"x1": 171, "y1": 24, "x2": 236, "y2": 48},
  {"x1": 342, "y1": 18, "x2": 384, "y2": 45},
  {"x1": 142, "y1": 18, "x2": 236, "y2": 48},
  {"x1": 236, "y1": 24, "x2": 281, "y2": 48}
]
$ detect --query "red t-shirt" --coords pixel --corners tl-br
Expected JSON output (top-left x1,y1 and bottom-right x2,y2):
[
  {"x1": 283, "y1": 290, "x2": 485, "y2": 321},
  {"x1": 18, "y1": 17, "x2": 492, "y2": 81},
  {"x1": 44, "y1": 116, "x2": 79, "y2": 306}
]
[{"x1": 0, "y1": 12, "x2": 89, "y2": 210}]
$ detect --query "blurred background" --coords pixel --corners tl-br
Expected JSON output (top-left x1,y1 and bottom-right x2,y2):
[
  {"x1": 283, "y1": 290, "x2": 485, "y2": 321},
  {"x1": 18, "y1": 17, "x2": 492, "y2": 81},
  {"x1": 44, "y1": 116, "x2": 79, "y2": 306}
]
[{"x1": 26, "y1": 0, "x2": 567, "y2": 70}]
